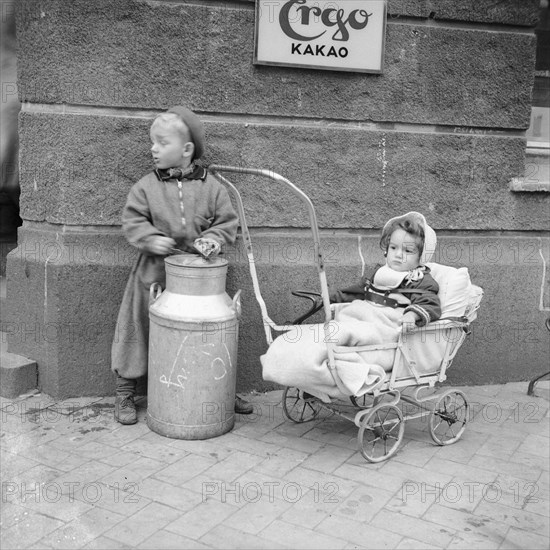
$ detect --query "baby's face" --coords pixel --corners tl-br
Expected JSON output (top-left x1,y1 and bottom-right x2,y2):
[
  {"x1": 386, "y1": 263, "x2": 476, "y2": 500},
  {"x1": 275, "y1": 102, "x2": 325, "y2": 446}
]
[
  {"x1": 386, "y1": 228, "x2": 421, "y2": 272},
  {"x1": 150, "y1": 121, "x2": 191, "y2": 170}
]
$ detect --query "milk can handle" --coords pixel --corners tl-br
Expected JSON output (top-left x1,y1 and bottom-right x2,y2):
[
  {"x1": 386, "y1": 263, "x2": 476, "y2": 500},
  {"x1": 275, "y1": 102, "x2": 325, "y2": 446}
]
[
  {"x1": 149, "y1": 282, "x2": 163, "y2": 304},
  {"x1": 232, "y1": 289, "x2": 242, "y2": 319}
]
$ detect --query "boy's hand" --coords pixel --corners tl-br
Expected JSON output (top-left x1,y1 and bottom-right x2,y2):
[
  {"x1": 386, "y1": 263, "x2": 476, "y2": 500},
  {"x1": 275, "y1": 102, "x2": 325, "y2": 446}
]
[
  {"x1": 400, "y1": 312, "x2": 418, "y2": 333},
  {"x1": 149, "y1": 236, "x2": 176, "y2": 256},
  {"x1": 194, "y1": 238, "x2": 221, "y2": 258}
]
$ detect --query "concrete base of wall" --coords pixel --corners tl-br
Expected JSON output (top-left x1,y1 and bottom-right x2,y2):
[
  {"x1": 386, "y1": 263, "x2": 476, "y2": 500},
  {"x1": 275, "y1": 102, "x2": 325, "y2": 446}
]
[
  {"x1": 4, "y1": 222, "x2": 550, "y2": 399},
  {"x1": 1, "y1": 273, "x2": 37, "y2": 399},
  {"x1": 0, "y1": 340, "x2": 38, "y2": 399}
]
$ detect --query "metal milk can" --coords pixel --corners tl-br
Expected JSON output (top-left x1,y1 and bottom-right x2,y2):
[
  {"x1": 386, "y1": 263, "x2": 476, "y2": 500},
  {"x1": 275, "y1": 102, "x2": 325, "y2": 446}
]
[{"x1": 147, "y1": 254, "x2": 241, "y2": 439}]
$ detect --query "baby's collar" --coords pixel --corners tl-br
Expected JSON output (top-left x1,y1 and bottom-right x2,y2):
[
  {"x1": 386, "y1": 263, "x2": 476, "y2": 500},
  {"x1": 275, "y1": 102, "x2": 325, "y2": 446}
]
[
  {"x1": 376, "y1": 264, "x2": 428, "y2": 287},
  {"x1": 404, "y1": 265, "x2": 427, "y2": 284}
]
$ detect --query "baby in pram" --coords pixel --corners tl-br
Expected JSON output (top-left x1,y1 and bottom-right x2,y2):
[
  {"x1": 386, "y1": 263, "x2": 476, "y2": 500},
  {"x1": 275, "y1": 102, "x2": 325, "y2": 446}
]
[
  {"x1": 330, "y1": 211, "x2": 441, "y2": 332},
  {"x1": 261, "y1": 211, "x2": 445, "y2": 401}
]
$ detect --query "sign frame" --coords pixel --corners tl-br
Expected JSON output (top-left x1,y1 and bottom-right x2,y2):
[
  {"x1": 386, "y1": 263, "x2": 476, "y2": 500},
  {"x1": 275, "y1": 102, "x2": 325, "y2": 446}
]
[{"x1": 253, "y1": 0, "x2": 387, "y2": 74}]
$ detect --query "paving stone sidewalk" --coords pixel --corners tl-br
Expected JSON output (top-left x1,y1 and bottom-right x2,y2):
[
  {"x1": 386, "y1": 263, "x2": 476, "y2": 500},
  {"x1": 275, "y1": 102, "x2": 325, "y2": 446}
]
[{"x1": 1, "y1": 382, "x2": 548, "y2": 549}]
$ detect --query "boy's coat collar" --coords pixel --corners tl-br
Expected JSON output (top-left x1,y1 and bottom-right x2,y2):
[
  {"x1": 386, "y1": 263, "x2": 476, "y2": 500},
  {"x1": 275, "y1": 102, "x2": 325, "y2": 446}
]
[{"x1": 154, "y1": 163, "x2": 207, "y2": 182}]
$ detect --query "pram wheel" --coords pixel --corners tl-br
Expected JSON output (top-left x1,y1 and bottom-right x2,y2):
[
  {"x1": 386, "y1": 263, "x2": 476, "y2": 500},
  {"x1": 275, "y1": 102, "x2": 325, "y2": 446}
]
[
  {"x1": 358, "y1": 404, "x2": 405, "y2": 462},
  {"x1": 282, "y1": 387, "x2": 322, "y2": 423},
  {"x1": 429, "y1": 389, "x2": 469, "y2": 445}
]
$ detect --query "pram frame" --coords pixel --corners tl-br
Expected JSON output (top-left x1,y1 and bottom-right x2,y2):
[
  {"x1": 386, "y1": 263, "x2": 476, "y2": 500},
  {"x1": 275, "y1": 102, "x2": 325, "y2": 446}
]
[{"x1": 210, "y1": 165, "x2": 480, "y2": 462}]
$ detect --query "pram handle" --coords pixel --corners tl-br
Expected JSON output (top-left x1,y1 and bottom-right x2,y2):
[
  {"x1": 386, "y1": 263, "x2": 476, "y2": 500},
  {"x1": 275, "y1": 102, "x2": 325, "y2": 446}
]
[
  {"x1": 209, "y1": 165, "x2": 333, "y2": 342},
  {"x1": 209, "y1": 165, "x2": 344, "y2": 393}
]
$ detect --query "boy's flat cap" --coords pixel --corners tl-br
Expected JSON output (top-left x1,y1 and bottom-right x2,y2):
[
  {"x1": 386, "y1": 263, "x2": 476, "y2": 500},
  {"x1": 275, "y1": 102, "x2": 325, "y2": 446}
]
[{"x1": 167, "y1": 106, "x2": 205, "y2": 160}]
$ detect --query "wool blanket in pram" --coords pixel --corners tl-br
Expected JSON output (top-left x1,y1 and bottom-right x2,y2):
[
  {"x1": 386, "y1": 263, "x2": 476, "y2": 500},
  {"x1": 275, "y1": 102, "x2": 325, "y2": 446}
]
[{"x1": 261, "y1": 300, "x2": 446, "y2": 402}]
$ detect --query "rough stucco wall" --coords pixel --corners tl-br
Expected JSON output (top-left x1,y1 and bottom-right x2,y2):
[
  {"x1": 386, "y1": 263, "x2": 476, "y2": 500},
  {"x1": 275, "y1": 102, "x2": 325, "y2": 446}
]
[
  {"x1": 16, "y1": 1, "x2": 536, "y2": 127},
  {"x1": 7, "y1": 0, "x2": 549, "y2": 398},
  {"x1": 17, "y1": 111, "x2": 543, "y2": 229}
]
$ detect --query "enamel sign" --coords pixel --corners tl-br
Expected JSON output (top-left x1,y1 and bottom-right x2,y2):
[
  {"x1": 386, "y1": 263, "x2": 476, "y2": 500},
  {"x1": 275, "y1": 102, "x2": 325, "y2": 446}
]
[{"x1": 254, "y1": 0, "x2": 387, "y2": 73}]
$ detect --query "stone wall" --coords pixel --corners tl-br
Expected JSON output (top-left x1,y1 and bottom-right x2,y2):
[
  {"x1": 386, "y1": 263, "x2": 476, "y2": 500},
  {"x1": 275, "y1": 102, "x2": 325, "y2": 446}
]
[{"x1": 6, "y1": 0, "x2": 548, "y2": 398}]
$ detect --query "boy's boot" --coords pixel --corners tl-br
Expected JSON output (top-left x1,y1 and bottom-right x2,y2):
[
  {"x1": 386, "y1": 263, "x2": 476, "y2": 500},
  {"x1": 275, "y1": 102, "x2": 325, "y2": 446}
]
[
  {"x1": 235, "y1": 395, "x2": 253, "y2": 415},
  {"x1": 115, "y1": 376, "x2": 138, "y2": 425}
]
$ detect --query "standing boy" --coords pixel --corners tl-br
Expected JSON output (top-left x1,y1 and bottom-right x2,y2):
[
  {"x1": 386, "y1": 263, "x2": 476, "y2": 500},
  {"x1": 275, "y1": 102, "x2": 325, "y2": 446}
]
[{"x1": 112, "y1": 106, "x2": 252, "y2": 424}]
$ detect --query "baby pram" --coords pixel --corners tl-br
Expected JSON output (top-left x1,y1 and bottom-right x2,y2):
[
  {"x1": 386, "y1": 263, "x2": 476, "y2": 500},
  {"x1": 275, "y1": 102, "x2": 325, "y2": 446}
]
[{"x1": 211, "y1": 166, "x2": 483, "y2": 463}]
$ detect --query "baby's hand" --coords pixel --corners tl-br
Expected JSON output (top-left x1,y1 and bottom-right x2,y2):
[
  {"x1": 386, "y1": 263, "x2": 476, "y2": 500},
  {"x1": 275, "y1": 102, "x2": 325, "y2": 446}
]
[
  {"x1": 194, "y1": 238, "x2": 221, "y2": 258},
  {"x1": 149, "y1": 236, "x2": 176, "y2": 256},
  {"x1": 400, "y1": 312, "x2": 418, "y2": 333}
]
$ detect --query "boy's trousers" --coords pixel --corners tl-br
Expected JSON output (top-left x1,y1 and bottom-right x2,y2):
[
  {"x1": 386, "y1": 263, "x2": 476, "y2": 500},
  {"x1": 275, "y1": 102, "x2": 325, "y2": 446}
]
[{"x1": 112, "y1": 273, "x2": 157, "y2": 379}]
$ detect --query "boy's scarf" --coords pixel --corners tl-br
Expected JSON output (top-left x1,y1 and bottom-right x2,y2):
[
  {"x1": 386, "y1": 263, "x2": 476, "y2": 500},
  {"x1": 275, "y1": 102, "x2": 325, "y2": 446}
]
[{"x1": 154, "y1": 163, "x2": 207, "y2": 182}]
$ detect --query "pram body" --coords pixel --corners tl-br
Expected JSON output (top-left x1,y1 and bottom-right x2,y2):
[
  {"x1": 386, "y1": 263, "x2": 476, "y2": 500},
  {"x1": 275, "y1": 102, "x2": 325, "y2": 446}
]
[{"x1": 211, "y1": 166, "x2": 483, "y2": 462}]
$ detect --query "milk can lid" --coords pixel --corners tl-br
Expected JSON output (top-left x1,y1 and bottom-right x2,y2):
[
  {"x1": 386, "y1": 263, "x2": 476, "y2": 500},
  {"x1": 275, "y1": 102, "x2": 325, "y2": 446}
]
[{"x1": 165, "y1": 253, "x2": 228, "y2": 268}]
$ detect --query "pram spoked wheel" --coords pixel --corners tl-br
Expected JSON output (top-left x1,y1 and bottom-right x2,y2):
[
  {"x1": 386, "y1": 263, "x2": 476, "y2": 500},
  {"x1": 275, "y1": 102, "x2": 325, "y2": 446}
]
[
  {"x1": 429, "y1": 389, "x2": 469, "y2": 445},
  {"x1": 358, "y1": 404, "x2": 405, "y2": 462},
  {"x1": 282, "y1": 387, "x2": 322, "y2": 423}
]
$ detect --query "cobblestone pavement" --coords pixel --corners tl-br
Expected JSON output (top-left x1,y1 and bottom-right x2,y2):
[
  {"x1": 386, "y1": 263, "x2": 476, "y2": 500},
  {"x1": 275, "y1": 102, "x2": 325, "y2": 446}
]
[{"x1": 1, "y1": 382, "x2": 548, "y2": 549}]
